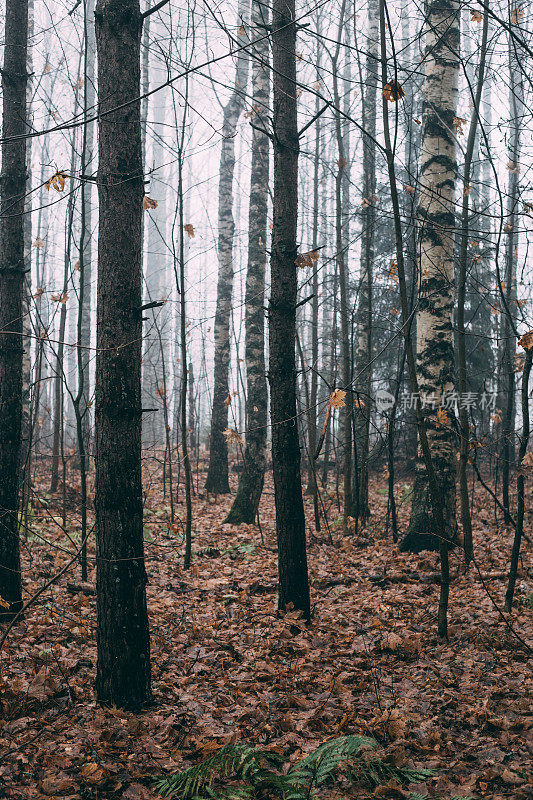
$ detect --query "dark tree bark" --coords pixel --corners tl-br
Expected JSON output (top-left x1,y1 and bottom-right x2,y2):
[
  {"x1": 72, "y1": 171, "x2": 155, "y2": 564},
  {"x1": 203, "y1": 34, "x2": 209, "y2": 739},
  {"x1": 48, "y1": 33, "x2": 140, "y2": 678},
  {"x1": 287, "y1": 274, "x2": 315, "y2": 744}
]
[
  {"x1": 225, "y1": 0, "x2": 269, "y2": 525},
  {"x1": 504, "y1": 346, "x2": 532, "y2": 612},
  {"x1": 94, "y1": 0, "x2": 151, "y2": 708},
  {"x1": 205, "y1": 9, "x2": 249, "y2": 495},
  {"x1": 269, "y1": 0, "x2": 310, "y2": 622},
  {"x1": 0, "y1": 0, "x2": 29, "y2": 620},
  {"x1": 354, "y1": 0, "x2": 379, "y2": 524},
  {"x1": 498, "y1": 27, "x2": 523, "y2": 524}
]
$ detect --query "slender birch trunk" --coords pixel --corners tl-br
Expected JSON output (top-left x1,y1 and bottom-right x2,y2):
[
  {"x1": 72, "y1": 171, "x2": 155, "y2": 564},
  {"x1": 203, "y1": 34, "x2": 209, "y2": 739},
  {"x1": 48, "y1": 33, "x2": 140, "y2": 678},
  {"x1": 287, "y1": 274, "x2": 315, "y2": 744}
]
[
  {"x1": 205, "y1": 10, "x2": 249, "y2": 495},
  {"x1": 225, "y1": 0, "x2": 269, "y2": 524},
  {"x1": 400, "y1": 0, "x2": 460, "y2": 553}
]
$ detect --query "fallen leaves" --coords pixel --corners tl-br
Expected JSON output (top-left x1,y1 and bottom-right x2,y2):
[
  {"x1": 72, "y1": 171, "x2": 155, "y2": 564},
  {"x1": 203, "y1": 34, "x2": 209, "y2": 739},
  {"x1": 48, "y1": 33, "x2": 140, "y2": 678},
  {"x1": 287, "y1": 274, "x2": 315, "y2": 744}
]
[{"x1": 1, "y1": 466, "x2": 531, "y2": 800}]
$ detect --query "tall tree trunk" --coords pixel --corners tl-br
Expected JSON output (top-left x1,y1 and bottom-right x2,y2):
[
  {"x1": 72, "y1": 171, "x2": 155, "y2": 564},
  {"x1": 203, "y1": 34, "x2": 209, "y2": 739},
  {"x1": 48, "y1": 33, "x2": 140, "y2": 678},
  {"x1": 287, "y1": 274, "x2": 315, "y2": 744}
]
[
  {"x1": 498, "y1": 28, "x2": 522, "y2": 524},
  {"x1": 305, "y1": 17, "x2": 322, "y2": 518},
  {"x1": 504, "y1": 346, "x2": 532, "y2": 611},
  {"x1": 205, "y1": 11, "x2": 249, "y2": 495},
  {"x1": 80, "y1": 0, "x2": 96, "y2": 461},
  {"x1": 354, "y1": 0, "x2": 378, "y2": 523},
  {"x1": 21, "y1": 0, "x2": 34, "y2": 476},
  {"x1": 225, "y1": 0, "x2": 269, "y2": 525},
  {"x1": 269, "y1": 0, "x2": 310, "y2": 621},
  {"x1": 400, "y1": 0, "x2": 460, "y2": 553},
  {"x1": 142, "y1": 36, "x2": 169, "y2": 447},
  {"x1": 457, "y1": 8, "x2": 489, "y2": 566},
  {"x1": 0, "y1": 0, "x2": 28, "y2": 619},
  {"x1": 331, "y1": 0, "x2": 355, "y2": 527},
  {"x1": 94, "y1": 0, "x2": 151, "y2": 708}
]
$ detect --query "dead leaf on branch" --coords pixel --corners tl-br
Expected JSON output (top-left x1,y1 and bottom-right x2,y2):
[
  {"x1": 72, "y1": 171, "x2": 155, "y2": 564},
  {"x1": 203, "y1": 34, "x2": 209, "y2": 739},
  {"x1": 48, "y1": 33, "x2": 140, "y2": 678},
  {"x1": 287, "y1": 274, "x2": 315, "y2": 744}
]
[
  {"x1": 382, "y1": 80, "x2": 405, "y2": 102},
  {"x1": 224, "y1": 428, "x2": 243, "y2": 446},
  {"x1": 295, "y1": 250, "x2": 319, "y2": 269},
  {"x1": 50, "y1": 292, "x2": 69, "y2": 305},
  {"x1": 518, "y1": 451, "x2": 533, "y2": 473},
  {"x1": 453, "y1": 116, "x2": 467, "y2": 134},
  {"x1": 184, "y1": 223, "x2": 195, "y2": 238},
  {"x1": 143, "y1": 196, "x2": 158, "y2": 210},
  {"x1": 46, "y1": 170, "x2": 67, "y2": 193},
  {"x1": 518, "y1": 330, "x2": 533, "y2": 350},
  {"x1": 510, "y1": 5, "x2": 524, "y2": 23},
  {"x1": 328, "y1": 389, "x2": 346, "y2": 409}
]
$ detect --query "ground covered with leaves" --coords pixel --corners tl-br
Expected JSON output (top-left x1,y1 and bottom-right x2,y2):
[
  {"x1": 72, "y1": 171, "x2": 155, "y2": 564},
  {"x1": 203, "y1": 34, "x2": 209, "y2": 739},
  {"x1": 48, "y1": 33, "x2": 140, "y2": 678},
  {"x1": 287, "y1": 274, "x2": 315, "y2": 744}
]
[{"x1": 0, "y1": 469, "x2": 531, "y2": 800}]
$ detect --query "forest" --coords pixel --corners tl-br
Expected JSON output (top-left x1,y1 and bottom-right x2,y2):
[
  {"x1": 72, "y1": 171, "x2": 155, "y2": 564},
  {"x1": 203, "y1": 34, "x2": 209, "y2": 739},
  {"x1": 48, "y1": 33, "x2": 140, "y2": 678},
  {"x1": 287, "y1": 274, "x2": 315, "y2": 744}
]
[{"x1": 0, "y1": 0, "x2": 531, "y2": 797}]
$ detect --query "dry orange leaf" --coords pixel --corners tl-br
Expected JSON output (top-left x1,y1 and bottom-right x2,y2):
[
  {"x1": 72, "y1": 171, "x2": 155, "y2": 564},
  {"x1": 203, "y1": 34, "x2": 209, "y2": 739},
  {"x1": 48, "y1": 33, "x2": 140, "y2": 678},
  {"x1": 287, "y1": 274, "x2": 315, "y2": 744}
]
[
  {"x1": 436, "y1": 408, "x2": 448, "y2": 427},
  {"x1": 518, "y1": 330, "x2": 533, "y2": 351},
  {"x1": 328, "y1": 389, "x2": 346, "y2": 409},
  {"x1": 46, "y1": 170, "x2": 67, "y2": 192},
  {"x1": 382, "y1": 80, "x2": 405, "y2": 102}
]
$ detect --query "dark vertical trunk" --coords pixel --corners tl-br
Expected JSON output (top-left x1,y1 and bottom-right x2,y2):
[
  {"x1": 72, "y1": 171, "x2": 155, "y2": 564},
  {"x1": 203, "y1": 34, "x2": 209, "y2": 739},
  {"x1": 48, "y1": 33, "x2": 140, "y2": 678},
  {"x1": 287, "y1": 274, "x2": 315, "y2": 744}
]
[
  {"x1": 94, "y1": 0, "x2": 151, "y2": 708},
  {"x1": 499, "y1": 31, "x2": 522, "y2": 524},
  {"x1": 269, "y1": 0, "x2": 310, "y2": 622},
  {"x1": 80, "y1": 0, "x2": 96, "y2": 461},
  {"x1": 504, "y1": 346, "x2": 532, "y2": 611},
  {"x1": 0, "y1": 0, "x2": 29, "y2": 619},
  {"x1": 205, "y1": 9, "x2": 249, "y2": 495},
  {"x1": 354, "y1": 0, "x2": 378, "y2": 523},
  {"x1": 225, "y1": 0, "x2": 269, "y2": 525}
]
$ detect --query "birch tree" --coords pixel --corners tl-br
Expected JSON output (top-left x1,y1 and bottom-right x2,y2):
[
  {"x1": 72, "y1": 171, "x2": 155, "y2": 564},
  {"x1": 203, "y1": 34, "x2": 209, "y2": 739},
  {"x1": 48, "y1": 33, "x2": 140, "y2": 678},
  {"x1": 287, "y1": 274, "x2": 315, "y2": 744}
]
[
  {"x1": 400, "y1": 0, "x2": 460, "y2": 553},
  {"x1": 205, "y1": 7, "x2": 249, "y2": 495},
  {"x1": 225, "y1": 0, "x2": 269, "y2": 524}
]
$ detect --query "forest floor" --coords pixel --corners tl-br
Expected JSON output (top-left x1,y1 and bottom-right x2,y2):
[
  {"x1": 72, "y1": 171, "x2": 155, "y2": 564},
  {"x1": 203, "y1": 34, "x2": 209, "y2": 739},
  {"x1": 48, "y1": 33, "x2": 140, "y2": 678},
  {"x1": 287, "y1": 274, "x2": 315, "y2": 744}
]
[{"x1": 0, "y1": 465, "x2": 531, "y2": 800}]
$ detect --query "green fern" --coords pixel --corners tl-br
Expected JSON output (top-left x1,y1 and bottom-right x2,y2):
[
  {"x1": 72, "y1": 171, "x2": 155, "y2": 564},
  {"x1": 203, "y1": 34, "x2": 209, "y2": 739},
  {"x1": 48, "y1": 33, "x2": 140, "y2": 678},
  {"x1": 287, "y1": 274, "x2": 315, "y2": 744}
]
[
  {"x1": 153, "y1": 743, "x2": 283, "y2": 799},
  {"x1": 154, "y1": 735, "x2": 435, "y2": 800}
]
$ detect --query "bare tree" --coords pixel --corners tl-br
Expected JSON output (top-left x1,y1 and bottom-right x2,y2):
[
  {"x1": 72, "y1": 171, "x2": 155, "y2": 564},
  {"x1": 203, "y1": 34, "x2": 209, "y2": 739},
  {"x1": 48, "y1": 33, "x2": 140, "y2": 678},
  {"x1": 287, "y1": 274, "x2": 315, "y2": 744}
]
[
  {"x1": 0, "y1": 0, "x2": 29, "y2": 619},
  {"x1": 94, "y1": 0, "x2": 151, "y2": 708},
  {"x1": 205, "y1": 4, "x2": 249, "y2": 495},
  {"x1": 225, "y1": 0, "x2": 269, "y2": 525},
  {"x1": 269, "y1": 0, "x2": 310, "y2": 621},
  {"x1": 400, "y1": 0, "x2": 460, "y2": 554}
]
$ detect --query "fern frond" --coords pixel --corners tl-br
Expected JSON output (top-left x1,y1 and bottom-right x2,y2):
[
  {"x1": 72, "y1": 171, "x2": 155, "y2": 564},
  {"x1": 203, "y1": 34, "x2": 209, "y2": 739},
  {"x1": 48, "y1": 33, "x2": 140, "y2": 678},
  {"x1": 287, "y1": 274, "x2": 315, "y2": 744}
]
[
  {"x1": 154, "y1": 744, "x2": 284, "y2": 799},
  {"x1": 153, "y1": 735, "x2": 437, "y2": 800},
  {"x1": 287, "y1": 735, "x2": 379, "y2": 791}
]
